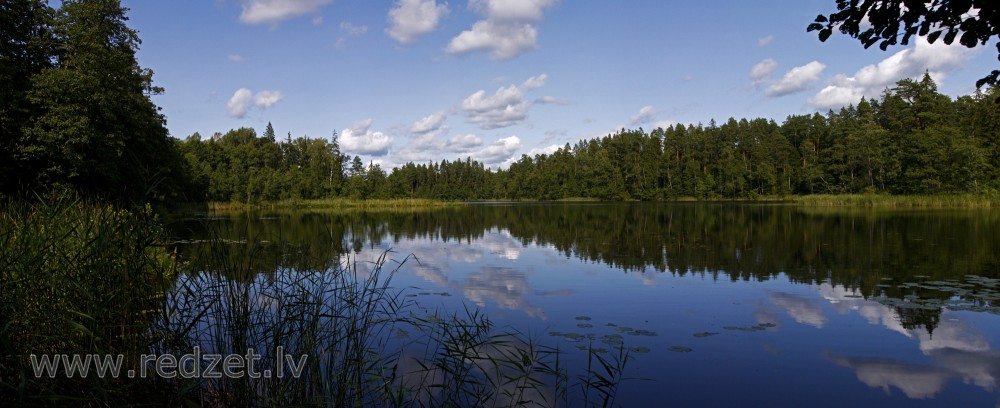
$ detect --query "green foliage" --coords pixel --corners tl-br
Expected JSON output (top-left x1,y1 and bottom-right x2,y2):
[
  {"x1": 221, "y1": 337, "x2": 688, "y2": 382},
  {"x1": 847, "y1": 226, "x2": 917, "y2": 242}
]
[
  {"x1": 181, "y1": 76, "x2": 1000, "y2": 203},
  {"x1": 809, "y1": 0, "x2": 1000, "y2": 87},
  {"x1": 1, "y1": 0, "x2": 191, "y2": 204},
  {"x1": 0, "y1": 198, "x2": 176, "y2": 405}
]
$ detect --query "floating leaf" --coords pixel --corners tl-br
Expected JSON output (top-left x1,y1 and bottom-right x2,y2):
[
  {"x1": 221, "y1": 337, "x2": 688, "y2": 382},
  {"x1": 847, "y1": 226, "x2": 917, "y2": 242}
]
[
  {"x1": 577, "y1": 323, "x2": 593, "y2": 328},
  {"x1": 575, "y1": 316, "x2": 592, "y2": 321},
  {"x1": 629, "y1": 346, "x2": 651, "y2": 353},
  {"x1": 668, "y1": 346, "x2": 693, "y2": 353},
  {"x1": 693, "y1": 332, "x2": 719, "y2": 338}
]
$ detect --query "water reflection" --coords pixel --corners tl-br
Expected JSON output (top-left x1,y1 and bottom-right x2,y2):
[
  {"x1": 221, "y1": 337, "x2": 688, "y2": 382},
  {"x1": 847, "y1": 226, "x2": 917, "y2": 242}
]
[
  {"x1": 169, "y1": 203, "x2": 1000, "y2": 405},
  {"x1": 795, "y1": 282, "x2": 1000, "y2": 400}
]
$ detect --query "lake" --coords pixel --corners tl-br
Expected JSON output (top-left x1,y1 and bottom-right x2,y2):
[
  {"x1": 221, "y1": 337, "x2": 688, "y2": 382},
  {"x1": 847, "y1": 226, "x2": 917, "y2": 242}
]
[{"x1": 170, "y1": 203, "x2": 1000, "y2": 407}]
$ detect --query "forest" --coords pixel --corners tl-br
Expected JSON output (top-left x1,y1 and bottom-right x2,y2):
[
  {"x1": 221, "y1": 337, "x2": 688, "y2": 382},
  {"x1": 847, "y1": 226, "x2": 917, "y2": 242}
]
[
  {"x1": 178, "y1": 75, "x2": 1000, "y2": 203},
  {"x1": 3, "y1": 1, "x2": 1000, "y2": 204}
]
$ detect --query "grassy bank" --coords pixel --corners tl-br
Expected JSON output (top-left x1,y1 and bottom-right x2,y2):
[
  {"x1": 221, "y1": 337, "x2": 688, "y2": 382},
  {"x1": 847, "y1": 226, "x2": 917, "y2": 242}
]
[
  {"x1": 208, "y1": 198, "x2": 462, "y2": 211},
  {"x1": 791, "y1": 194, "x2": 1000, "y2": 208}
]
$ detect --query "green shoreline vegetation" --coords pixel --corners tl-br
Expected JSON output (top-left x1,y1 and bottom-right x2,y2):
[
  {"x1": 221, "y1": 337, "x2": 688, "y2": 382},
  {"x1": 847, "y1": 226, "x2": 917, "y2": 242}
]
[{"x1": 3, "y1": 0, "x2": 1000, "y2": 406}]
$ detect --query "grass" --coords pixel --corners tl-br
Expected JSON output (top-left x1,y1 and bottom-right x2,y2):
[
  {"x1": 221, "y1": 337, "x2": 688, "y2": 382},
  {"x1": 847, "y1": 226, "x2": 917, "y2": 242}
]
[
  {"x1": 791, "y1": 193, "x2": 1000, "y2": 208},
  {"x1": 0, "y1": 197, "x2": 177, "y2": 405},
  {"x1": 208, "y1": 198, "x2": 462, "y2": 211},
  {"x1": 0, "y1": 198, "x2": 631, "y2": 407}
]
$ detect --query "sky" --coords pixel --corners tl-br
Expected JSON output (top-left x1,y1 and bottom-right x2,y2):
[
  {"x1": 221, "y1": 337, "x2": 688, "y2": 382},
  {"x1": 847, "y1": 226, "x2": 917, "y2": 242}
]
[{"x1": 125, "y1": 0, "x2": 998, "y2": 170}]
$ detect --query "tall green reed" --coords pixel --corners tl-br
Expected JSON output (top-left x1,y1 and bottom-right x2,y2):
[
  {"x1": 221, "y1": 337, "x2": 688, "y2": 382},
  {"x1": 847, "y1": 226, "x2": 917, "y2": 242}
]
[{"x1": 0, "y1": 198, "x2": 176, "y2": 405}]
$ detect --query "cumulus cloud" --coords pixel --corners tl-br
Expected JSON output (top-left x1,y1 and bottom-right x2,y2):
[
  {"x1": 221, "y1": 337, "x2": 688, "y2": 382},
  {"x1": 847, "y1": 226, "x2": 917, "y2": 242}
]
[
  {"x1": 446, "y1": 134, "x2": 483, "y2": 151},
  {"x1": 809, "y1": 37, "x2": 974, "y2": 109},
  {"x1": 227, "y1": 54, "x2": 246, "y2": 63},
  {"x1": 340, "y1": 119, "x2": 394, "y2": 156},
  {"x1": 765, "y1": 61, "x2": 826, "y2": 97},
  {"x1": 750, "y1": 58, "x2": 777, "y2": 87},
  {"x1": 472, "y1": 135, "x2": 521, "y2": 166},
  {"x1": 499, "y1": 143, "x2": 559, "y2": 167},
  {"x1": 757, "y1": 35, "x2": 775, "y2": 46},
  {"x1": 253, "y1": 90, "x2": 284, "y2": 108},
  {"x1": 629, "y1": 105, "x2": 655, "y2": 126},
  {"x1": 386, "y1": 0, "x2": 449, "y2": 44},
  {"x1": 226, "y1": 88, "x2": 284, "y2": 118},
  {"x1": 462, "y1": 74, "x2": 547, "y2": 129},
  {"x1": 410, "y1": 111, "x2": 447, "y2": 134},
  {"x1": 239, "y1": 0, "x2": 332, "y2": 25},
  {"x1": 446, "y1": 0, "x2": 557, "y2": 60}
]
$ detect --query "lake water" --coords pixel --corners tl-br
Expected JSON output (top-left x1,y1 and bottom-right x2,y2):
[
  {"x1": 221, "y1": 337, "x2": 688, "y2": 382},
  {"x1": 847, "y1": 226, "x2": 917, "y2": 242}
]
[{"x1": 171, "y1": 203, "x2": 1000, "y2": 407}]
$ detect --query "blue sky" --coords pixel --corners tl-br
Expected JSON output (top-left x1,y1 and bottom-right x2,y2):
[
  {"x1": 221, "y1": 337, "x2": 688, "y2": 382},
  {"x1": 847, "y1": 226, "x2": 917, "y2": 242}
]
[{"x1": 126, "y1": 0, "x2": 997, "y2": 169}]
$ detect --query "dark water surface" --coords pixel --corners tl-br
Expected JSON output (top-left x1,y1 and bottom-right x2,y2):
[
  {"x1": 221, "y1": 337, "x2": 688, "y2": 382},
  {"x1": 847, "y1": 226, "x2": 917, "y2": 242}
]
[{"x1": 171, "y1": 203, "x2": 1000, "y2": 407}]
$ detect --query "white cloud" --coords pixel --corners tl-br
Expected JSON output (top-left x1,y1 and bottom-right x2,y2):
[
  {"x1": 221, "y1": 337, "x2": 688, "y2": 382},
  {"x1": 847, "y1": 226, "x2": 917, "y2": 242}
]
[
  {"x1": 239, "y1": 0, "x2": 332, "y2": 25},
  {"x1": 253, "y1": 90, "x2": 284, "y2": 108},
  {"x1": 809, "y1": 37, "x2": 974, "y2": 109},
  {"x1": 461, "y1": 74, "x2": 546, "y2": 129},
  {"x1": 340, "y1": 119, "x2": 394, "y2": 156},
  {"x1": 750, "y1": 58, "x2": 777, "y2": 87},
  {"x1": 227, "y1": 88, "x2": 254, "y2": 118},
  {"x1": 227, "y1": 54, "x2": 246, "y2": 63},
  {"x1": 446, "y1": 134, "x2": 483, "y2": 152},
  {"x1": 339, "y1": 22, "x2": 368, "y2": 35},
  {"x1": 757, "y1": 35, "x2": 775, "y2": 46},
  {"x1": 629, "y1": 105, "x2": 655, "y2": 126},
  {"x1": 499, "y1": 143, "x2": 559, "y2": 168},
  {"x1": 386, "y1": 0, "x2": 449, "y2": 44},
  {"x1": 535, "y1": 95, "x2": 571, "y2": 105},
  {"x1": 410, "y1": 111, "x2": 447, "y2": 134},
  {"x1": 226, "y1": 88, "x2": 284, "y2": 118},
  {"x1": 472, "y1": 135, "x2": 521, "y2": 166},
  {"x1": 446, "y1": 0, "x2": 557, "y2": 60},
  {"x1": 765, "y1": 61, "x2": 826, "y2": 97}
]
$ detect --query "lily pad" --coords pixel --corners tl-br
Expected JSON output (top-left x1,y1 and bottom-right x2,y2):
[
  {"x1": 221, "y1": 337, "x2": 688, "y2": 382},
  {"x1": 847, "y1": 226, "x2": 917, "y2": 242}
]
[
  {"x1": 575, "y1": 316, "x2": 592, "y2": 321},
  {"x1": 668, "y1": 346, "x2": 693, "y2": 353},
  {"x1": 577, "y1": 323, "x2": 593, "y2": 328},
  {"x1": 693, "y1": 332, "x2": 719, "y2": 338},
  {"x1": 629, "y1": 346, "x2": 651, "y2": 353}
]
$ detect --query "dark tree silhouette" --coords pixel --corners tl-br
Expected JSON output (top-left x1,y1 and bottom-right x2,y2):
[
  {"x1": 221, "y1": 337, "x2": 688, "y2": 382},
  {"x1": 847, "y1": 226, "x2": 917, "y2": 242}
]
[{"x1": 808, "y1": 0, "x2": 1000, "y2": 87}]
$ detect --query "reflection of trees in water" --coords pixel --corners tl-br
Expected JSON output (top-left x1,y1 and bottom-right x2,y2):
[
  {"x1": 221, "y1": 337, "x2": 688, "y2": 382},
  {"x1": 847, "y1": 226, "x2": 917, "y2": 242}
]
[{"x1": 171, "y1": 204, "x2": 1000, "y2": 328}]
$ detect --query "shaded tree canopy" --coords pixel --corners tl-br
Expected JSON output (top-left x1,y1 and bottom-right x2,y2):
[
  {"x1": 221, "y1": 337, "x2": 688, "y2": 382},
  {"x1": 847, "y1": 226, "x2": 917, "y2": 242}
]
[{"x1": 809, "y1": 0, "x2": 1000, "y2": 87}]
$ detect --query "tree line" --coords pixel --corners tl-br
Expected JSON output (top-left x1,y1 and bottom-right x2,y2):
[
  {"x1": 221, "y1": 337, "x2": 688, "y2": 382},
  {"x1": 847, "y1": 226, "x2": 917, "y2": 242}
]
[
  {"x1": 179, "y1": 74, "x2": 1000, "y2": 203},
  {"x1": 4, "y1": 1, "x2": 1000, "y2": 204},
  {"x1": 1, "y1": 0, "x2": 193, "y2": 204}
]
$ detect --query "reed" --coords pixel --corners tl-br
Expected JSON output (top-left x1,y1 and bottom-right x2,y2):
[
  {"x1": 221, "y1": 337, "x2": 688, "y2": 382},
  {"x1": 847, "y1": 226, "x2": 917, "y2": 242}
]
[
  {"x1": 208, "y1": 198, "x2": 462, "y2": 211},
  {"x1": 0, "y1": 198, "x2": 630, "y2": 407},
  {"x1": 792, "y1": 193, "x2": 1000, "y2": 208},
  {"x1": 0, "y1": 197, "x2": 176, "y2": 405}
]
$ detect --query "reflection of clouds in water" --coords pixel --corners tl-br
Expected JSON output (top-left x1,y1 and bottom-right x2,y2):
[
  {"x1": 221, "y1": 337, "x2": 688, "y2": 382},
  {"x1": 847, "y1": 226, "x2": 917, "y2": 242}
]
[
  {"x1": 769, "y1": 292, "x2": 826, "y2": 328},
  {"x1": 933, "y1": 348, "x2": 1000, "y2": 391},
  {"x1": 917, "y1": 319, "x2": 989, "y2": 354},
  {"x1": 463, "y1": 267, "x2": 547, "y2": 319},
  {"x1": 828, "y1": 354, "x2": 949, "y2": 399},
  {"x1": 817, "y1": 282, "x2": 1000, "y2": 399},
  {"x1": 819, "y1": 284, "x2": 910, "y2": 338},
  {"x1": 392, "y1": 230, "x2": 569, "y2": 319},
  {"x1": 753, "y1": 305, "x2": 781, "y2": 327},
  {"x1": 482, "y1": 229, "x2": 522, "y2": 261},
  {"x1": 413, "y1": 265, "x2": 449, "y2": 286}
]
